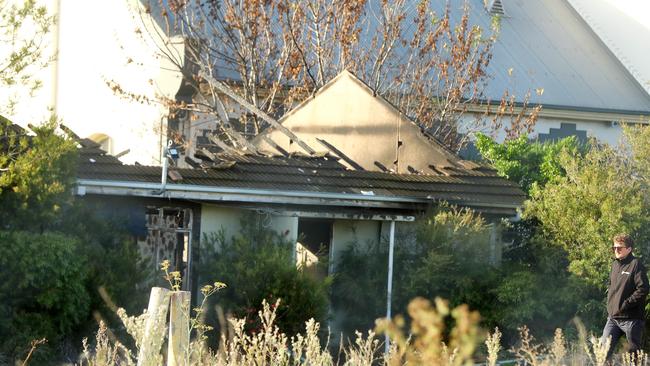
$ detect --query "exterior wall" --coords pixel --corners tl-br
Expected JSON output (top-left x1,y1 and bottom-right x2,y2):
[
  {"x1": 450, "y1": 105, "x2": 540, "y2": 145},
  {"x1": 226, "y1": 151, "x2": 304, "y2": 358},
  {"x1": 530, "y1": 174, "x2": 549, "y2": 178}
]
[
  {"x1": 3, "y1": 0, "x2": 183, "y2": 166},
  {"x1": 490, "y1": 116, "x2": 624, "y2": 146},
  {"x1": 257, "y1": 72, "x2": 460, "y2": 173},
  {"x1": 330, "y1": 219, "x2": 381, "y2": 271},
  {"x1": 200, "y1": 204, "x2": 299, "y2": 249}
]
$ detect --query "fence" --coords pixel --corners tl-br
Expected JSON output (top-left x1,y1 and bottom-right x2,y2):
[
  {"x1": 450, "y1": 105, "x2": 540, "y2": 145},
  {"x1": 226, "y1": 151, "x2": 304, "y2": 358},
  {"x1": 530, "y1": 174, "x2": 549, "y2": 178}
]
[{"x1": 137, "y1": 287, "x2": 191, "y2": 366}]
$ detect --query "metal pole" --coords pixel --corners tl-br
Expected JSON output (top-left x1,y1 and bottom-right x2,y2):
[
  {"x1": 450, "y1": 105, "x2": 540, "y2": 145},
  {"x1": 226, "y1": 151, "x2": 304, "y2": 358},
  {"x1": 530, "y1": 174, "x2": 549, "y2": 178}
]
[
  {"x1": 160, "y1": 141, "x2": 170, "y2": 192},
  {"x1": 385, "y1": 220, "x2": 396, "y2": 354}
]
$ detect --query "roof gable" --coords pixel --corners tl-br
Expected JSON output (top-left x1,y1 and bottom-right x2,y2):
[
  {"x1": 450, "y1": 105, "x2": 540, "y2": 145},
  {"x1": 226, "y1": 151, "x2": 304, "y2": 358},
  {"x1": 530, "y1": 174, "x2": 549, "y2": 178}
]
[{"x1": 255, "y1": 70, "x2": 465, "y2": 174}]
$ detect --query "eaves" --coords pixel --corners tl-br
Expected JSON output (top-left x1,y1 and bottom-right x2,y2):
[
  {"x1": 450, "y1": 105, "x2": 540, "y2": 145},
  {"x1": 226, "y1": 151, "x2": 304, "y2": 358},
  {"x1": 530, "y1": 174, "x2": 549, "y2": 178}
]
[
  {"x1": 76, "y1": 179, "x2": 430, "y2": 210},
  {"x1": 465, "y1": 103, "x2": 650, "y2": 124},
  {"x1": 75, "y1": 179, "x2": 522, "y2": 213}
]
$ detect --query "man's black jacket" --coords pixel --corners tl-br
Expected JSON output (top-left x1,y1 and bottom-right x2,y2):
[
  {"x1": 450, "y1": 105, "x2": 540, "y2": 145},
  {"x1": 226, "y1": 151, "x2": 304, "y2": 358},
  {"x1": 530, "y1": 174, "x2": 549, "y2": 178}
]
[{"x1": 607, "y1": 254, "x2": 649, "y2": 320}]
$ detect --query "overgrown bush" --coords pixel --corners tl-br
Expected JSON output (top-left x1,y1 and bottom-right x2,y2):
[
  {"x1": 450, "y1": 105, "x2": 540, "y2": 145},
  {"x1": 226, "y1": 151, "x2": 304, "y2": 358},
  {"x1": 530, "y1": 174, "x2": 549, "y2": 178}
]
[
  {"x1": 474, "y1": 133, "x2": 582, "y2": 195},
  {"x1": 0, "y1": 117, "x2": 78, "y2": 231},
  {"x1": 198, "y1": 213, "x2": 330, "y2": 339},
  {"x1": 0, "y1": 118, "x2": 152, "y2": 362},
  {"x1": 331, "y1": 205, "x2": 496, "y2": 337},
  {"x1": 60, "y1": 205, "x2": 153, "y2": 317},
  {"x1": 332, "y1": 205, "x2": 602, "y2": 346},
  {"x1": 0, "y1": 230, "x2": 89, "y2": 363},
  {"x1": 474, "y1": 134, "x2": 610, "y2": 339}
]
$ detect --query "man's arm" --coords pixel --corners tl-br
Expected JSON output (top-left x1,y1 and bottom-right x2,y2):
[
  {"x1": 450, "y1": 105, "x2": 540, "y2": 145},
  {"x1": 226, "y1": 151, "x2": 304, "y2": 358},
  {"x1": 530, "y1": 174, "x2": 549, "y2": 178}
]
[{"x1": 622, "y1": 262, "x2": 649, "y2": 310}]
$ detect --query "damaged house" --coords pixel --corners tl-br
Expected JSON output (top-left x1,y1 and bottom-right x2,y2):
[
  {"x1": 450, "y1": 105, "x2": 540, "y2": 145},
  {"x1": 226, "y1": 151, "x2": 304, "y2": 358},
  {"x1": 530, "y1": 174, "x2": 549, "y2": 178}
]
[{"x1": 73, "y1": 70, "x2": 525, "y2": 335}]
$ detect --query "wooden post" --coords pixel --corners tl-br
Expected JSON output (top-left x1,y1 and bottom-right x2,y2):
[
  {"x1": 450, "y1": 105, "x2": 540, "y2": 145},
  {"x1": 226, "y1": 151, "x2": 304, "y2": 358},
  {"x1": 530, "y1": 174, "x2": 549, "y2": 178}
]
[
  {"x1": 168, "y1": 291, "x2": 191, "y2": 366},
  {"x1": 137, "y1": 287, "x2": 170, "y2": 366}
]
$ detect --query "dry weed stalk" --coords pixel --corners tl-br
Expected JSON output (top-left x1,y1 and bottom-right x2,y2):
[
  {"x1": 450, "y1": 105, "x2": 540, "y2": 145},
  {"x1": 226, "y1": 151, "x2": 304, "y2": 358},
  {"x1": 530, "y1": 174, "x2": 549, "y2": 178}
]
[
  {"x1": 621, "y1": 350, "x2": 649, "y2": 366},
  {"x1": 79, "y1": 321, "x2": 134, "y2": 366},
  {"x1": 511, "y1": 325, "x2": 554, "y2": 366},
  {"x1": 485, "y1": 327, "x2": 501, "y2": 366},
  {"x1": 550, "y1": 328, "x2": 567, "y2": 365},
  {"x1": 343, "y1": 330, "x2": 381, "y2": 366},
  {"x1": 587, "y1": 336, "x2": 609, "y2": 366},
  {"x1": 376, "y1": 296, "x2": 480, "y2": 366},
  {"x1": 20, "y1": 338, "x2": 47, "y2": 366}
]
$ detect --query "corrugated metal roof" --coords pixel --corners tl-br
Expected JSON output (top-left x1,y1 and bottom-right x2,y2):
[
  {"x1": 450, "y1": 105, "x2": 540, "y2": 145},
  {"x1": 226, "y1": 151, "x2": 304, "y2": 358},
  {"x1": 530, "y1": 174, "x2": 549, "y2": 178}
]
[
  {"x1": 429, "y1": 0, "x2": 650, "y2": 111},
  {"x1": 146, "y1": 0, "x2": 650, "y2": 112},
  {"x1": 566, "y1": 0, "x2": 650, "y2": 98}
]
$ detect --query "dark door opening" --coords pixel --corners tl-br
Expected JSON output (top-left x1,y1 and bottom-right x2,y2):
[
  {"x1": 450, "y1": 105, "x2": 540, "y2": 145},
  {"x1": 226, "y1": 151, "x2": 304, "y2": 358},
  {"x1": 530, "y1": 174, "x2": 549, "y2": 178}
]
[{"x1": 297, "y1": 218, "x2": 333, "y2": 279}]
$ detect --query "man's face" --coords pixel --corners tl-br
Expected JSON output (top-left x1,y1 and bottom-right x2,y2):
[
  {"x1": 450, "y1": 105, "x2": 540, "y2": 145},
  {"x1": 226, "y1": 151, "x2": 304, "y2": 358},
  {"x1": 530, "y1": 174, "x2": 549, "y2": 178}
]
[{"x1": 613, "y1": 242, "x2": 633, "y2": 260}]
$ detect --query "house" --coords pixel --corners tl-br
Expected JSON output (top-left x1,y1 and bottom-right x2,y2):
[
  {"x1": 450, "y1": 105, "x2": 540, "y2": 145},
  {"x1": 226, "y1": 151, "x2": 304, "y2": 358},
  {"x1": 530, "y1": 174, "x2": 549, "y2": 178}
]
[
  {"x1": 470, "y1": 0, "x2": 650, "y2": 145},
  {"x1": 74, "y1": 124, "x2": 525, "y2": 286},
  {"x1": 72, "y1": 121, "x2": 523, "y2": 336},
  {"x1": 4, "y1": 0, "x2": 647, "y2": 171}
]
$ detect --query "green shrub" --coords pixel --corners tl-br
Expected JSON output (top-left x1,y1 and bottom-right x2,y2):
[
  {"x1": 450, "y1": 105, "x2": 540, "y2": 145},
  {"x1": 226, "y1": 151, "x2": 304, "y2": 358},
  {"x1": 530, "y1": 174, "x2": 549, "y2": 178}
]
[
  {"x1": 60, "y1": 205, "x2": 153, "y2": 315},
  {"x1": 332, "y1": 205, "x2": 602, "y2": 344},
  {"x1": 331, "y1": 205, "x2": 495, "y2": 337},
  {"x1": 474, "y1": 133, "x2": 582, "y2": 196},
  {"x1": 0, "y1": 230, "x2": 89, "y2": 363},
  {"x1": 0, "y1": 117, "x2": 78, "y2": 231},
  {"x1": 198, "y1": 214, "x2": 330, "y2": 339}
]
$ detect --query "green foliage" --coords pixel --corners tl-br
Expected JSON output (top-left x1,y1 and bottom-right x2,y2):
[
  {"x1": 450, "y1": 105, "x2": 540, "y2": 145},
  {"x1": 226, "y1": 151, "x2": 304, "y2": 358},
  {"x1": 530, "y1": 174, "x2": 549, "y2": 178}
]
[
  {"x1": 0, "y1": 230, "x2": 89, "y2": 363},
  {"x1": 333, "y1": 205, "x2": 602, "y2": 343},
  {"x1": 199, "y1": 213, "x2": 330, "y2": 338},
  {"x1": 474, "y1": 134, "x2": 607, "y2": 336},
  {"x1": 525, "y1": 142, "x2": 649, "y2": 287},
  {"x1": 474, "y1": 133, "x2": 581, "y2": 195},
  {"x1": 331, "y1": 205, "x2": 496, "y2": 336},
  {"x1": 491, "y1": 235, "x2": 603, "y2": 339},
  {"x1": 60, "y1": 205, "x2": 152, "y2": 315},
  {"x1": 0, "y1": 116, "x2": 78, "y2": 230},
  {"x1": 0, "y1": 116, "x2": 149, "y2": 361}
]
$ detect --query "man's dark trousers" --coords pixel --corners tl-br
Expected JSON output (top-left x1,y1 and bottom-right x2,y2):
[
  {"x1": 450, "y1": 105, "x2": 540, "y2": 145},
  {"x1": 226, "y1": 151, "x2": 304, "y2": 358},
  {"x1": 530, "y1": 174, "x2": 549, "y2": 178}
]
[{"x1": 602, "y1": 317, "x2": 645, "y2": 359}]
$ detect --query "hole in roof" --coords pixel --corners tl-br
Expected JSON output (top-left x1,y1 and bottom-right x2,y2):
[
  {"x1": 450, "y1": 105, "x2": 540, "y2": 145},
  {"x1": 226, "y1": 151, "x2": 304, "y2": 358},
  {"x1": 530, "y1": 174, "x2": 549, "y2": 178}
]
[{"x1": 88, "y1": 133, "x2": 113, "y2": 154}]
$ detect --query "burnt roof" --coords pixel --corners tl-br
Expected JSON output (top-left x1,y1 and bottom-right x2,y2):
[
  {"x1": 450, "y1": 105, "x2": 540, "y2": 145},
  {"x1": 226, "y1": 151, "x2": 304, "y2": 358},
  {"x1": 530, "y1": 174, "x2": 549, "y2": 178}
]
[{"x1": 77, "y1": 138, "x2": 525, "y2": 214}]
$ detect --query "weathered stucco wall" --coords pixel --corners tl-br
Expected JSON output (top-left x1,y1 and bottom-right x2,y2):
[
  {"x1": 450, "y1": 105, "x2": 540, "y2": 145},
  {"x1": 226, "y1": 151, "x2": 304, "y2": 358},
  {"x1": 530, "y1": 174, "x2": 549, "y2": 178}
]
[
  {"x1": 257, "y1": 71, "x2": 459, "y2": 173},
  {"x1": 200, "y1": 205, "x2": 299, "y2": 249},
  {"x1": 330, "y1": 220, "x2": 381, "y2": 271}
]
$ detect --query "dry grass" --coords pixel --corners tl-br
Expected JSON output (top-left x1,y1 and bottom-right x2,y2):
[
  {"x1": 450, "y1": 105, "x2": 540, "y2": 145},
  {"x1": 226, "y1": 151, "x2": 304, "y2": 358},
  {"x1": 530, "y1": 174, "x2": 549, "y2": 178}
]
[{"x1": 76, "y1": 291, "x2": 648, "y2": 366}]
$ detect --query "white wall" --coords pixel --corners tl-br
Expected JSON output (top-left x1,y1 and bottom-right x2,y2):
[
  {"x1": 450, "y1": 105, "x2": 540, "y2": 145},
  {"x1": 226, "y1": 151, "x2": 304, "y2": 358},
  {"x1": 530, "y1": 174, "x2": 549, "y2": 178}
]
[
  {"x1": 498, "y1": 117, "x2": 623, "y2": 146},
  {"x1": 2, "y1": 0, "x2": 184, "y2": 166},
  {"x1": 459, "y1": 113, "x2": 626, "y2": 147}
]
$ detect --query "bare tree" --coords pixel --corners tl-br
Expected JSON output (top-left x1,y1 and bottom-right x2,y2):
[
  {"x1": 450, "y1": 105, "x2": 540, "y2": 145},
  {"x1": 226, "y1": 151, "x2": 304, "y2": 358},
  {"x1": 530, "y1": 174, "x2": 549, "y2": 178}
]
[{"x1": 126, "y1": 0, "x2": 539, "y2": 153}]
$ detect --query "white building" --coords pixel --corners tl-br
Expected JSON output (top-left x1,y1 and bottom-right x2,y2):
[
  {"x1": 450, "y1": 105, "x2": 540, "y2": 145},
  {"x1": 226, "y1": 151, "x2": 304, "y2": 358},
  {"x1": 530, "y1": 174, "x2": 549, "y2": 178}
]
[{"x1": 3, "y1": 0, "x2": 184, "y2": 165}]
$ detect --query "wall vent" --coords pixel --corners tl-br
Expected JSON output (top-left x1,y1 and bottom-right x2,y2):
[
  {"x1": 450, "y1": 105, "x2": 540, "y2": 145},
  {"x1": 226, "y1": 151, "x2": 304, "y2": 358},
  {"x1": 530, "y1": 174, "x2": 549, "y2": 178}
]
[{"x1": 486, "y1": 0, "x2": 505, "y2": 16}]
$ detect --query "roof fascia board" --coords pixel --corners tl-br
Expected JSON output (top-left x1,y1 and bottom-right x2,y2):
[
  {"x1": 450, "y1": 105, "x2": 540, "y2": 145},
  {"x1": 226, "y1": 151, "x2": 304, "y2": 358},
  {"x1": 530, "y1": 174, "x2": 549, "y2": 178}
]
[
  {"x1": 254, "y1": 209, "x2": 416, "y2": 222},
  {"x1": 465, "y1": 103, "x2": 650, "y2": 124},
  {"x1": 76, "y1": 179, "x2": 522, "y2": 210},
  {"x1": 76, "y1": 179, "x2": 429, "y2": 207}
]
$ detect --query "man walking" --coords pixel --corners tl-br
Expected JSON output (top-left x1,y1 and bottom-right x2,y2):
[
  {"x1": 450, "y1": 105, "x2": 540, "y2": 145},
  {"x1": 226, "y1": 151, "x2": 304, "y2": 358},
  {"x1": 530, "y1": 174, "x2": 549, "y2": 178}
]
[{"x1": 602, "y1": 233, "x2": 649, "y2": 361}]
